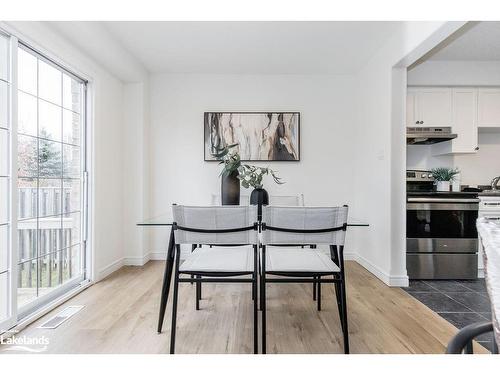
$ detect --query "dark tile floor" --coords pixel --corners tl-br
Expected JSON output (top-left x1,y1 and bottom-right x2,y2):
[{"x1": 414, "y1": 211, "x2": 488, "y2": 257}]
[{"x1": 403, "y1": 279, "x2": 495, "y2": 352}]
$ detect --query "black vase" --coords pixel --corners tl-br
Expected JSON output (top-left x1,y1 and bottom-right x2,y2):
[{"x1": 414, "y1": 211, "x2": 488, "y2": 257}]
[
  {"x1": 250, "y1": 188, "x2": 269, "y2": 206},
  {"x1": 221, "y1": 170, "x2": 240, "y2": 205},
  {"x1": 250, "y1": 188, "x2": 269, "y2": 220}
]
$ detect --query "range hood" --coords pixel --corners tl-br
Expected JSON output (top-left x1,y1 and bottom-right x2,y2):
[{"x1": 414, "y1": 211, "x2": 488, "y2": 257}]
[{"x1": 407, "y1": 126, "x2": 457, "y2": 145}]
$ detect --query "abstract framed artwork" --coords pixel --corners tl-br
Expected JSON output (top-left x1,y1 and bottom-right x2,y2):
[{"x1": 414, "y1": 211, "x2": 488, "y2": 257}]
[{"x1": 204, "y1": 112, "x2": 300, "y2": 161}]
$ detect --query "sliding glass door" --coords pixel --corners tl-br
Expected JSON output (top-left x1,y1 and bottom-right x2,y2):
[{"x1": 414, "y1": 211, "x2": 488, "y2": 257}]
[{"x1": 0, "y1": 31, "x2": 89, "y2": 330}]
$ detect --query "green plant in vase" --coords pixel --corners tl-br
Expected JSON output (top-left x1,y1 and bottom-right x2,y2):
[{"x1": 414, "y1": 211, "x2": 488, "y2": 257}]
[
  {"x1": 211, "y1": 144, "x2": 285, "y2": 206},
  {"x1": 211, "y1": 143, "x2": 241, "y2": 205},
  {"x1": 238, "y1": 164, "x2": 284, "y2": 208},
  {"x1": 237, "y1": 165, "x2": 283, "y2": 189},
  {"x1": 430, "y1": 167, "x2": 459, "y2": 192}
]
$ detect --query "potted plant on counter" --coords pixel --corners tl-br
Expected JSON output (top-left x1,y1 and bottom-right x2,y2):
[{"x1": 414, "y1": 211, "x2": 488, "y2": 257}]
[{"x1": 431, "y1": 167, "x2": 460, "y2": 192}]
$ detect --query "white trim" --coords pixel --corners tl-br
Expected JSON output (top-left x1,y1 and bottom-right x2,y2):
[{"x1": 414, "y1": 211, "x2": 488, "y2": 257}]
[
  {"x1": 148, "y1": 251, "x2": 166, "y2": 261},
  {"x1": 349, "y1": 252, "x2": 409, "y2": 287},
  {"x1": 96, "y1": 258, "x2": 124, "y2": 282},
  {"x1": 478, "y1": 268, "x2": 485, "y2": 279},
  {"x1": 123, "y1": 253, "x2": 151, "y2": 266}
]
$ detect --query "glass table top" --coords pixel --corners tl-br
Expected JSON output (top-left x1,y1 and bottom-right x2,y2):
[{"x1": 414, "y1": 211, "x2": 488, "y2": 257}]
[{"x1": 137, "y1": 212, "x2": 369, "y2": 227}]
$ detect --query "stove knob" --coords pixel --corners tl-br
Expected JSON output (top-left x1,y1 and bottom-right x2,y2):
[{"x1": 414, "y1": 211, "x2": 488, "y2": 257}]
[
  {"x1": 428, "y1": 174, "x2": 433, "y2": 179},
  {"x1": 421, "y1": 174, "x2": 427, "y2": 178}
]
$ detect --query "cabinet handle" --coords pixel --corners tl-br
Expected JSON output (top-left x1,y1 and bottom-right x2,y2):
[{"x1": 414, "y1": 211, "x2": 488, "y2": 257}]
[
  {"x1": 475, "y1": 146, "x2": 480, "y2": 151},
  {"x1": 421, "y1": 121, "x2": 424, "y2": 124},
  {"x1": 415, "y1": 121, "x2": 419, "y2": 124},
  {"x1": 484, "y1": 202, "x2": 500, "y2": 206}
]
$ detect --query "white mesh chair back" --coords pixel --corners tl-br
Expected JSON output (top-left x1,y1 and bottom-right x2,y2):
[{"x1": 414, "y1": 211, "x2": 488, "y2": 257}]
[
  {"x1": 269, "y1": 194, "x2": 305, "y2": 206},
  {"x1": 172, "y1": 205, "x2": 258, "y2": 245},
  {"x1": 210, "y1": 194, "x2": 250, "y2": 205},
  {"x1": 261, "y1": 206, "x2": 348, "y2": 245}
]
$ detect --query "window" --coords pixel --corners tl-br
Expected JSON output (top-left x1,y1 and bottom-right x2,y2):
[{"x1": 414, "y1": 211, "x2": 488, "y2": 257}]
[{"x1": 16, "y1": 44, "x2": 87, "y2": 310}]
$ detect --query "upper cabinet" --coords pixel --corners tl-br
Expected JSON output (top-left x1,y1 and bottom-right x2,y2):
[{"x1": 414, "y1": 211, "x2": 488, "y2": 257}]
[
  {"x1": 407, "y1": 88, "x2": 453, "y2": 127},
  {"x1": 407, "y1": 87, "x2": 478, "y2": 155},
  {"x1": 432, "y1": 88, "x2": 478, "y2": 155},
  {"x1": 477, "y1": 89, "x2": 500, "y2": 128}
]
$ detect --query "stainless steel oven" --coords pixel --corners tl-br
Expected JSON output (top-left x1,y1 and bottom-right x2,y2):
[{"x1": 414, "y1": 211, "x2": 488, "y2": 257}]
[{"x1": 406, "y1": 171, "x2": 479, "y2": 279}]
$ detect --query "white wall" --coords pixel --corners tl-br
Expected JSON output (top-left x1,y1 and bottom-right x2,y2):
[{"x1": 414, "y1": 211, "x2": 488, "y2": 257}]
[
  {"x1": 353, "y1": 22, "x2": 463, "y2": 286},
  {"x1": 122, "y1": 82, "x2": 151, "y2": 266},
  {"x1": 408, "y1": 60, "x2": 500, "y2": 86},
  {"x1": 148, "y1": 73, "x2": 358, "y2": 258},
  {"x1": 3, "y1": 22, "x2": 150, "y2": 281}
]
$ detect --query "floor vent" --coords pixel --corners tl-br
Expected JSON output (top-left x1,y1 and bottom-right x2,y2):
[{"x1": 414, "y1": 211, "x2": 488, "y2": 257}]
[{"x1": 38, "y1": 306, "x2": 84, "y2": 329}]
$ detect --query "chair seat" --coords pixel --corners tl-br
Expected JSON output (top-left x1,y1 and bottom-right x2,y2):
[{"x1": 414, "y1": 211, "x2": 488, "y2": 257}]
[
  {"x1": 180, "y1": 246, "x2": 254, "y2": 273},
  {"x1": 265, "y1": 246, "x2": 340, "y2": 273}
]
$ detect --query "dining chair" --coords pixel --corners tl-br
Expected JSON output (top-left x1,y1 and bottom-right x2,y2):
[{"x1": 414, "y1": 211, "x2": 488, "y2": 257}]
[
  {"x1": 170, "y1": 205, "x2": 259, "y2": 354},
  {"x1": 269, "y1": 193, "x2": 305, "y2": 206},
  {"x1": 260, "y1": 205, "x2": 349, "y2": 354},
  {"x1": 268, "y1": 193, "x2": 328, "y2": 303}
]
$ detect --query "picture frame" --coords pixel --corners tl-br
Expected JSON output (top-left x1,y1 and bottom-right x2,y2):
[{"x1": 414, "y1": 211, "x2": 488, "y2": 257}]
[{"x1": 204, "y1": 111, "x2": 300, "y2": 161}]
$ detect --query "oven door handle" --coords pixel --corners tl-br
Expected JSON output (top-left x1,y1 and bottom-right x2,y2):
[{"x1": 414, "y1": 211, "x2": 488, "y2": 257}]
[
  {"x1": 407, "y1": 197, "x2": 480, "y2": 203},
  {"x1": 407, "y1": 201, "x2": 479, "y2": 211}
]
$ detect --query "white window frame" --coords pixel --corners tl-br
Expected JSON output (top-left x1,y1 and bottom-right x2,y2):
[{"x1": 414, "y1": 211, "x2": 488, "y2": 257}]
[{"x1": 0, "y1": 25, "x2": 93, "y2": 332}]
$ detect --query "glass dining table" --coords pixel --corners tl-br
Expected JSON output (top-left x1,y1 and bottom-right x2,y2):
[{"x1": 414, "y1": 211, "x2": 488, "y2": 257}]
[{"x1": 137, "y1": 211, "x2": 369, "y2": 334}]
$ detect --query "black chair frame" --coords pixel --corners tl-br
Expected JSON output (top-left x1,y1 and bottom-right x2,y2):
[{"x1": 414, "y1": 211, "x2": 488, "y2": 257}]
[
  {"x1": 169, "y1": 222, "x2": 259, "y2": 354},
  {"x1": 260, "y1": 222, "x2": 349, "y2": 354},
  {"x1": 446, "y1": 321, "x2": 499, "y2": 354}
]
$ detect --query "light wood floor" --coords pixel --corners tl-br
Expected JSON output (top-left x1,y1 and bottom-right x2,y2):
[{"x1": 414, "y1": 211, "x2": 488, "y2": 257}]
[{"x1": 0, "y1": 260, "x2": 488, "y2": 354}]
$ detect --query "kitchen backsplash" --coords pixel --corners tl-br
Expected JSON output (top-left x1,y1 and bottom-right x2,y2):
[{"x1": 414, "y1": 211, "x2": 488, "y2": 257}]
[{"x1": 407, "y1": 131, "x2": 500, "y2": 186}]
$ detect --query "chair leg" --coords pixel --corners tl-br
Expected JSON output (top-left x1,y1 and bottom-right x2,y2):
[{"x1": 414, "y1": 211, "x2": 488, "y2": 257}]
[
  {"x1": 313, "y1": 276, "x2": 317, "y2": 301},
  {"x1": 169, "y1": 246, "x2": 181, "y2": 354},
  {"x1": 334, "y1": 282, "x2": 343, "y2": 330},
  {"x1": 259, "y1": 252, "x2": 264, "y2": 311},
  {"x1": 317, "y1": 276, "x2": 322, "y2": 311},
  {"x1": 261, "y1": 246, "x2": 267, "y2": 354},
  {"x1": 253, "y1": 245, "x2": 258, "y2": 354},
  {"x1": 190, "y1": 245, "x2": 197, "y2": 285},
  {"x1": 340, "y1": 278, "x2": 349, "y2": 354},
  {"x1": 196, "y1": 275, "x2": 201, "y2": 310}
]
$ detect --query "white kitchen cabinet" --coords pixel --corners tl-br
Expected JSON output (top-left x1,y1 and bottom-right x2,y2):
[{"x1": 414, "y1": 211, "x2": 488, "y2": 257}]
[
  {"x1": 432, "y1": 88, "x2": 478, "y2": 155},
  {"x1": 407, "y1": 87, "x2": 453, "y2": 127},
  {"x1": 477, "y1": 89, "x2": 500, "y2": 128}
]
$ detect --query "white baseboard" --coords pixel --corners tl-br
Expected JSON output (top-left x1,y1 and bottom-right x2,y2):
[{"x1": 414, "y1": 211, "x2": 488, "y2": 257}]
[
  {"x1": 147, "y1": 245, "x2": 191, "y2": 261},
  {"x1": 97, "y1": 258, "x2": 124, "y2": 282},
  {"x1": 349, "y1": 252, "x2": 409, "y2": 287},
  {"x1": 123, "y1": 253, "x2": 151, "y2": 266},
  {"x1": 148, "y1": 251, "x2": 166, "y2": 260},
  {"x1": 478, "y1": 268, "x2": 485, "y2": 278}
]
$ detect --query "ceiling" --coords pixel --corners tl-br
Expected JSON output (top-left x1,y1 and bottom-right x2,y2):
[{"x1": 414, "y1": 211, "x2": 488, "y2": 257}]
[
  {"x1": 100, "y1": 21, "x2": 402, "y2": 75},
  {"x1": 428, "y1": 21, "x2": 500, "y2": 61}
]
